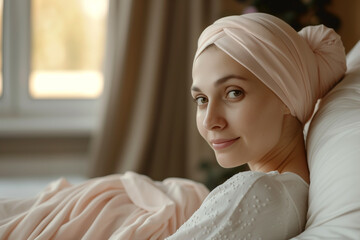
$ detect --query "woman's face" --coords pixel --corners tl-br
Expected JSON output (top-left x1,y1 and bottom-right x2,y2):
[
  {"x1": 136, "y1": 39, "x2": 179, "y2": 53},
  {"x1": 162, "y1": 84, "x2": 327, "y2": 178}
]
[{"x1": 191, "y1": 45, "x2": 287, "y2": 168}]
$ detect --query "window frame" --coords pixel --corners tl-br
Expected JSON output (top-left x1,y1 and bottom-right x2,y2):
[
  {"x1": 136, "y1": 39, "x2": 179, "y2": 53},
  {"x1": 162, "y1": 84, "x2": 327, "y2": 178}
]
[{"x1": 0, "y1": 0, "x2": 104, "y2": 135}]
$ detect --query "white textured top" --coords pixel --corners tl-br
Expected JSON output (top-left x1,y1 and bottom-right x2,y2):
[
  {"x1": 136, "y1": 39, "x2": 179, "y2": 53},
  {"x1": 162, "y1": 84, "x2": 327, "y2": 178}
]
[{"x1": 166, "y1": 171, "x2": 309, "y2": 240}]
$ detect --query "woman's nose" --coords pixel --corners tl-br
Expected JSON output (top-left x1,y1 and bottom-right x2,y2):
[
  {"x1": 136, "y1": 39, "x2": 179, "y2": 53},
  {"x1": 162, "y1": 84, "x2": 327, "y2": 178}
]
[{"x1": 203, "y1": 102, "x2": 227, "y2": 130}]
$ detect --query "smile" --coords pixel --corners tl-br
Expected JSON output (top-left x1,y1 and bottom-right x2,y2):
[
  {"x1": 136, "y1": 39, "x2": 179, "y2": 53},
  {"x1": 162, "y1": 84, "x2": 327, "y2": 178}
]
[{"x1": 210, "y1": 137, "x2": 240, "y2": 150}]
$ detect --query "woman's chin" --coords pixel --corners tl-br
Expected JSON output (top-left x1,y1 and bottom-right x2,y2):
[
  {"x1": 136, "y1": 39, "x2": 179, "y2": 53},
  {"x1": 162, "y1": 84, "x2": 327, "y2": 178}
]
[
  {"x1": 218, "y1": 162, "x2": 236, "y2": 168},
  {"x1": 216, "y1": 155, "x2": 244, "y2": 168}
]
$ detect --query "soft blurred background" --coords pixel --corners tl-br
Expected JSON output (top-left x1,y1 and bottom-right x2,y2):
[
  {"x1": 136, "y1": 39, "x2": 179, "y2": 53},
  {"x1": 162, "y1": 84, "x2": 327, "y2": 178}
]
[{"x1": 0, "y1": 0, "x2": 359, "y2": 197}]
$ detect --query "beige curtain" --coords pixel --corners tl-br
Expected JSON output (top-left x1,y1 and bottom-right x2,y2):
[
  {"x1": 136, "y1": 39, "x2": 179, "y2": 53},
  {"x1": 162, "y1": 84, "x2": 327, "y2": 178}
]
[{"x1": 89, "y1": 0, "x2": 220, "y2": 181}]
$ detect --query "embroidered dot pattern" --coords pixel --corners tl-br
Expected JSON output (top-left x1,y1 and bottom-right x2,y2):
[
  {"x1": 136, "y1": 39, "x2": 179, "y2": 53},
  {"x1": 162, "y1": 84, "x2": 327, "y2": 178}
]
[{"x1": 166, "y1": 171, "x2": 308, "y2": 240}]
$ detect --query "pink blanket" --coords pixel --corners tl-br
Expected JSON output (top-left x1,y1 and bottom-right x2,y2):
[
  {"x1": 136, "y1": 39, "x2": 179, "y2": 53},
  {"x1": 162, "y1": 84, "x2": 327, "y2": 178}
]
[{"x1": 0, "y1": 172, "x2": 208, "y2": 239}]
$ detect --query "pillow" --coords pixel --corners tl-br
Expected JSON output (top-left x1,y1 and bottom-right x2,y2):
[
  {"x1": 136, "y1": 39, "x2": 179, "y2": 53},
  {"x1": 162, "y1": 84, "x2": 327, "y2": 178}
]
[{"x1": 296, "y1": 40, "x2": 360, "y2": 239}]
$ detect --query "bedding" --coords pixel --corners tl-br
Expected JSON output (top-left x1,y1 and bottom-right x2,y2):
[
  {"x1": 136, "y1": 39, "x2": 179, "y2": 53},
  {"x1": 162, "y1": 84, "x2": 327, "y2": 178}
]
[
  {"x1": 294, "y1": 40, "x2": 360, "y2": 239},
  {"x1": 0, "y1": 176, "x2": 86, "y2": 198},
  {"x1": 0, "y1": 172, "x2": 208, "y2": 239}
]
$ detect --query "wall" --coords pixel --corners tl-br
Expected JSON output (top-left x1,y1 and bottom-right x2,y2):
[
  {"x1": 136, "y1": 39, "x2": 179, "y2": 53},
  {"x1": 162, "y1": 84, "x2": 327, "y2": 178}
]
[
  {"x1": 329, "y1": 0, "x2": 360, "y2": 52},
  {"x1": 0, "y1": 136, "x2": 89, "y2": 177},
  {"x1": 219, "y1": 0, "x2": 360, "y2": 52}
]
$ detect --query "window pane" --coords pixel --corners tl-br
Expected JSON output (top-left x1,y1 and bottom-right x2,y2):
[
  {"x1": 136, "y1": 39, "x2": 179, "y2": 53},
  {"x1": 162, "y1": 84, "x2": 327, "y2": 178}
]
[
  {"x1": 0, "y1": 0, "x2": 3, "y2": 97},
  {"x1": 30, "y1": 0, "x2": 108, "y2": 99}
]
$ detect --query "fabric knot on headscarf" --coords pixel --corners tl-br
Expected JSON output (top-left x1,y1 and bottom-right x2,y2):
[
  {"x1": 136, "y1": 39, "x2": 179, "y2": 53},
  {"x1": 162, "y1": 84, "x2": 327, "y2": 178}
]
[
  {"x1": 299, "y1": 25, "x2": 347, "y2": 99},
  {"x1": 194, "y1": 13, "x2": 346, "y2": 125}
]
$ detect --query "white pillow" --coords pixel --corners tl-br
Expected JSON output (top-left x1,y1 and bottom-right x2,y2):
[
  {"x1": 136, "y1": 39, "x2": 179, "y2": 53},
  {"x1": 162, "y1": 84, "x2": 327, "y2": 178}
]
[{"x1": 296, "y1": 41, "x2": 360, "y2": 239}]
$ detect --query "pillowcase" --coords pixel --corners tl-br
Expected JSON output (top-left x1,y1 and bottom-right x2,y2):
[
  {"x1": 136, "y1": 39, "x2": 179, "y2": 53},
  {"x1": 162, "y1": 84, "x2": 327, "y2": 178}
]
[{"x1": 296, "y1": 40, "x2": 360, "y2": 239}]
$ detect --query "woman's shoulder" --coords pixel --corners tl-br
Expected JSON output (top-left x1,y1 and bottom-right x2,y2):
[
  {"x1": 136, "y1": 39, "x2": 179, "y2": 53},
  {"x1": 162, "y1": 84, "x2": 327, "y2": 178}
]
[
  {"x1": 167, "y1": 170, "x2": 309, "y2": 239},
  {"x1": 208, "y1": 171, "x2": 308, "y2": 236},
  {"x1": 207, "y1": 171, "x2": 308, "y2": 238},
  {"x1": 202, "y1": 170, "x2": 309, "y2": 224},
  {"x1": 211, "y1": 170, "x2": 308, "y2": 199}
]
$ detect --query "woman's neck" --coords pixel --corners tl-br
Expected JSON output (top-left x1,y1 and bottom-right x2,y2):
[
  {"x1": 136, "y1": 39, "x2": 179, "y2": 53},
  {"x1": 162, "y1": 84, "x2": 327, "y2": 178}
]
[
  {"x1": 248, "y1": 117, "x2": 310, "y2": 184},
  {"x1": 272, "y1": 132, "x2": 309, "y2": 184}
]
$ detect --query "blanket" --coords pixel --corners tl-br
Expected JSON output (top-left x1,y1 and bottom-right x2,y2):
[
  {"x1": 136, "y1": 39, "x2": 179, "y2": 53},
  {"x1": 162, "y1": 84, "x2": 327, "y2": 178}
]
[{"x1": 0, "y1": 172, "x2": 208, "y2": 240}]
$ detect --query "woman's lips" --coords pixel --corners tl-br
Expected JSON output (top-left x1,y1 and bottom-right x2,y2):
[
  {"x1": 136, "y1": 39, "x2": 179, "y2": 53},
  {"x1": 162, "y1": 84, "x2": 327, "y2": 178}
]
[{"x1": 210, "y1": 137, "x2": 240, "y2": 150}]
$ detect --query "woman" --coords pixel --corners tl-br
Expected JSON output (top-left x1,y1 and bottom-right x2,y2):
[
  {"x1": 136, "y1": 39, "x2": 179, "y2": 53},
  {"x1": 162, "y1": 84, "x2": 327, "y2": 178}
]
[
  {"x1": 0, "y1": 13, "x2": 346, "y2": 240},
  {"x1": 167, "y1": 13, "x2": 346, "y2": 239}
]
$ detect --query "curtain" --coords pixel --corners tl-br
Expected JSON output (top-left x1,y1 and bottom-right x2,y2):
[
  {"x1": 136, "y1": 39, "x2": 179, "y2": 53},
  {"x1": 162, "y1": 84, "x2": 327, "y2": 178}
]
[{"x1": 89, "y1": 0, "x2": 220, "y2": 181}]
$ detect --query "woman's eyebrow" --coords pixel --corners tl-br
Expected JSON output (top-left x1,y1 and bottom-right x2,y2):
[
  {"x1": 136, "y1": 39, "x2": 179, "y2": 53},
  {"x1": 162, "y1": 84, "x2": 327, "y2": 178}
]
[
  {"x1": 215, "y1": 75, "x2": 247, "y2": 86},
  {"x1": 191, "y1": 75, "x2": 246, "y2": 92}
]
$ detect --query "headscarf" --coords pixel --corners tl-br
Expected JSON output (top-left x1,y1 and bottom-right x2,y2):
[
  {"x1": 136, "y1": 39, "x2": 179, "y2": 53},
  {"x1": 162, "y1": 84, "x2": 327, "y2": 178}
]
[{"x1": 194, "y1": 13, "x2": 347, "y2": 125}]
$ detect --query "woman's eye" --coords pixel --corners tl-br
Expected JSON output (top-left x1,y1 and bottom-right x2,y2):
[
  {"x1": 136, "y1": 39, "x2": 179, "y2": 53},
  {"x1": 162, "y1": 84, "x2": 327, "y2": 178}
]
[
  {"x1": 227, "y1": 90, "x2": 243, "y2": 99},
  {"x1": 195, "y1": 97, "x2": 208, "y2": 105}
]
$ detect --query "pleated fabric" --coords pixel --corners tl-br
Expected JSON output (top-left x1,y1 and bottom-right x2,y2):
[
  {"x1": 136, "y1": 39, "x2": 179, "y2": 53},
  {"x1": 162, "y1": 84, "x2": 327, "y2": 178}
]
[{"x1": 194, "y1": 13, "x2": 346, "y2": 124}]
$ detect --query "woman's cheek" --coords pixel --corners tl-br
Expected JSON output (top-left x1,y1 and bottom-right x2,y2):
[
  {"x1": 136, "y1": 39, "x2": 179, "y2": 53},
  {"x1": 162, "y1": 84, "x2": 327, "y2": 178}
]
[
  {"x1": 232, "y1": 104, "x2": 257, "y2": 129},
  {"x1": 196, "y1": 111, "x2": 207, "y2": 140}
]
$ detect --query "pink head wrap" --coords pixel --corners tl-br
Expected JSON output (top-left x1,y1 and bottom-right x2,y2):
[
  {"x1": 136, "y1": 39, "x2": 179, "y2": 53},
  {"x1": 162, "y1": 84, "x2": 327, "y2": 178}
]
[{"x1": 194, "y1": 13, "x2": 346, "y2": 125}]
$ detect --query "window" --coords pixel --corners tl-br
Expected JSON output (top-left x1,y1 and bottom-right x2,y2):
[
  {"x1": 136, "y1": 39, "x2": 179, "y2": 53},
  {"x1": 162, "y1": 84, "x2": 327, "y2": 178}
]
[
  {"x1": 0, "y1": 0, "x2": 108, "y2": 135},
  {"x1": 31, "y1": 0, "x2": 107, "y2": 99},
  {"x1": 0, "y1": 0, "x2": 3, "y2": 97}
]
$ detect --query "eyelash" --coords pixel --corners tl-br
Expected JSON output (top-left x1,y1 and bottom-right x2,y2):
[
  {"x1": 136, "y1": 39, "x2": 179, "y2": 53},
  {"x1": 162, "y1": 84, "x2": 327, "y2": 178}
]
[
  {"x1": 227, "y1": 89, "x2": 244, "y2": 99},
  {"x1": 193, "y1": 89, "x2": 244, "y2": 106},
  {"x1": 194, "y1": 96, "x2": 208, "y2": 106}
]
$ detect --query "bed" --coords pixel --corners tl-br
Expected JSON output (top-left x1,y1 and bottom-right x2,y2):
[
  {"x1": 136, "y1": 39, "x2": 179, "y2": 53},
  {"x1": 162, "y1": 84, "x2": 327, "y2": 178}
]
[{"x1": 0, "y1": 41, "x2": 359, "y2": 240}]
